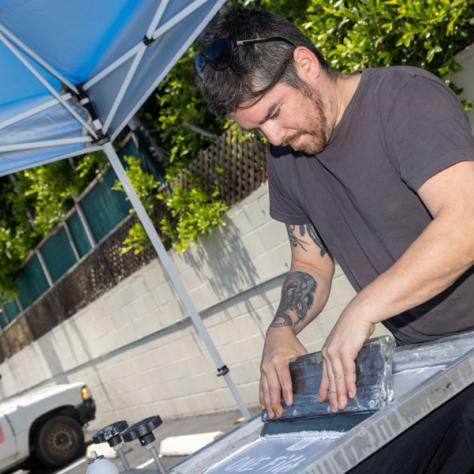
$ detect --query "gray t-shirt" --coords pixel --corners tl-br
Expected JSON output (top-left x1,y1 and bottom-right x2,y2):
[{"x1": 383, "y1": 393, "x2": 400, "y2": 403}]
[{"x1": 267, "y1": 66, "x2": 474, "y2": 345}]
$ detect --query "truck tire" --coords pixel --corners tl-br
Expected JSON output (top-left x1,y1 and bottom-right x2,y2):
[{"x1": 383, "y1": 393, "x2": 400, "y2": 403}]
[{"x1": 34, "y1": 415, "x2": 85, "y2": 467}]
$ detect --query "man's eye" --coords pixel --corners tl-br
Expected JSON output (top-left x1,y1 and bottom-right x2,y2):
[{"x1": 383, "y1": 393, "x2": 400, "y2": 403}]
[{"x1": 270, "y1": 108, "x2": 280, "y2": 120}]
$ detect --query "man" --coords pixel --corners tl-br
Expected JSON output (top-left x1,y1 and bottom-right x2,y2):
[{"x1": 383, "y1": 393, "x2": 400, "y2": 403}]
[{"x1": 195, "y1": 6, "x2": 474, "y2": 471}]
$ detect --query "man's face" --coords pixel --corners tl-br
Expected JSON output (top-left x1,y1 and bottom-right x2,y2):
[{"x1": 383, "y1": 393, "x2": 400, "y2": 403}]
[{"x1": 232, "y1": 80, "x2": 331, "y2": 154}]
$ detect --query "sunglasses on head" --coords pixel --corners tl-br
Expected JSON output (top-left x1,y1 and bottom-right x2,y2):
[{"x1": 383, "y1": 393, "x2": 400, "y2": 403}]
[{"x1": 195, "y1": 36, "x2": 296, "y2": 80}]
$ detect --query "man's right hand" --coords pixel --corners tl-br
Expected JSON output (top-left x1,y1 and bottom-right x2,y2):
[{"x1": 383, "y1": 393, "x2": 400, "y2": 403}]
[{"x1": 259, "y1": 326, "x2": 307, "y2": 418}]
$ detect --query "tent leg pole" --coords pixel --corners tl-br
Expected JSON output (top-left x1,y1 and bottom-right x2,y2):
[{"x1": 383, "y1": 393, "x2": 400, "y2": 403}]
[{"x1": 103, "y1": 142, "x2": 251, "y2": 420}]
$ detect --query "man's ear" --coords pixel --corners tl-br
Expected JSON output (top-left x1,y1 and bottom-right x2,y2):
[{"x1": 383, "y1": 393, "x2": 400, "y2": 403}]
[{"x1": 293, "y1": 47, "x2": 322, "y2": 82}]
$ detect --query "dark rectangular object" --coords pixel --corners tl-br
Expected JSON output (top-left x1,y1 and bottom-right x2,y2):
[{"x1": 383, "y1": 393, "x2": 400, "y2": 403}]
[{"x1": 262, "y1": 335, "x2": 395, "y2": 422}]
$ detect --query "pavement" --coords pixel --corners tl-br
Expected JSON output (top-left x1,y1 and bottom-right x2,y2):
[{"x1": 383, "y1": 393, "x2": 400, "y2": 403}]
[{"x1": 11, "y1": 407, "x2": 260, "y2": 474}]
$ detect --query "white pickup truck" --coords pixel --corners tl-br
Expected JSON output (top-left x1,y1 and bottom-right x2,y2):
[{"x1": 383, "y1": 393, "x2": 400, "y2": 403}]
[{"x1": 0, "y1": 382, "x2": 95, "y2": 471}]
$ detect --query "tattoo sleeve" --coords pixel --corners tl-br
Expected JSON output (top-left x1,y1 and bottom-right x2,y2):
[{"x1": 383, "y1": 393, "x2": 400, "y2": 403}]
[
  {"x1": 287, "y1": 224, "x2": 326, "y2": 257},
  {"x1": 270, "y1": 271, "x2": 317, "y2": 331}
]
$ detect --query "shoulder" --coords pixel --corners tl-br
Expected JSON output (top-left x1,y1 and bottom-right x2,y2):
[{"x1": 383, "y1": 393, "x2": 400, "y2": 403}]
[
  {"x1": 367, "y1": 65, "x2": 443, "y2": 92},
  {"x1": 365, "y1": 66, "x2": 457, "y2": 120}
]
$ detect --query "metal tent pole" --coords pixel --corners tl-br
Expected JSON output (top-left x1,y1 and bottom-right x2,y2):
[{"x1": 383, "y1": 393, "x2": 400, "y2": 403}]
[{"x1": 102, "y1": 142, "x2": 251, "y2": 420}]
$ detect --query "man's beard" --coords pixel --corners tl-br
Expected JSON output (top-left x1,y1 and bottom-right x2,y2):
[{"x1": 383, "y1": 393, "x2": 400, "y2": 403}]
[{"x1": 281, "y1": 85, "x2": 329, "y2": 154}]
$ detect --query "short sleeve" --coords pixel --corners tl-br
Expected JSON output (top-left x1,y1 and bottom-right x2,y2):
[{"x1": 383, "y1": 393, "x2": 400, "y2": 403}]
[
  {"x1": 266, "y1": 147, "x2": 310, "y2": 225},
  {"x1": 385, "y1": 73, "x2": 474, "y2": 191}
]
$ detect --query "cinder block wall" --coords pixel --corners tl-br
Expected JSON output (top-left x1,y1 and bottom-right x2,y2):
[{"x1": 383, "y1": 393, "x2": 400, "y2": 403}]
[
  {"x1": 0, "y1": 183, "x2": 376, "y2": 428},
  {"x1": 0, "y1": 45, "x2": 472, "y2": 429}
]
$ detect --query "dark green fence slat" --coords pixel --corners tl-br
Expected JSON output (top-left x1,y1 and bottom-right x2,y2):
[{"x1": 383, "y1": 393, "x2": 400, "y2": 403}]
[
  {"x1": 41, "y1": 228, "x2": 77, "y2": 283},
  {"x1": 4, "y1": 300, "x2": 20, "y2": 322},
  {"x1": 15, "y1": 254, "x2": 50, "y2": 309},
  {"x1": 67, "y1": 212, "x2": 92, "y2": 257},
  {"x1": 0, "y1": 310, "x2": 7, "y2": 329},
  {"x1": 80, "y1": 168, "x2": 131, "y2": 243}
]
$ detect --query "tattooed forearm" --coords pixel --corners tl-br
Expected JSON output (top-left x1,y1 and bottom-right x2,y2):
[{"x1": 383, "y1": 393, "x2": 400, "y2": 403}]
[
  {"x1": 287, "y1": 225, "x2": 307, "y2": 250},
  {"x1": 287, "y1": 224, "x2": 326, "y2": 256},
  {"x1": 270, "y1": 271, "x2": 317, "y2": 331},
  {"x1": 305, "y1": 224, "x2": 326, "y2": 256}
]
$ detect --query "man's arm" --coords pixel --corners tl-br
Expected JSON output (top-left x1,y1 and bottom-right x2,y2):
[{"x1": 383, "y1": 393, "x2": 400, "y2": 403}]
[
  {"x1": 260, "y1": 223, "x2": 334, "y2": 418},
  {"x1": 321, "y1": 160, "x2": 474, "y2": 412}
]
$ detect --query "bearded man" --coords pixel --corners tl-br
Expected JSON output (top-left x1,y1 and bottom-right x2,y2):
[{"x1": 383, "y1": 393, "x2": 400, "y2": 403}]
[{"x1": 195, "y1": 6, "x2": 474, "y2": 472}]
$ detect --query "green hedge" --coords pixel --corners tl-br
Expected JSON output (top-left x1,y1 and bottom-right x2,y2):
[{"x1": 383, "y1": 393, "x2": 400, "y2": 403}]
[{"x1": 257, "y1": 0, "x2": 474, "y2": 105}]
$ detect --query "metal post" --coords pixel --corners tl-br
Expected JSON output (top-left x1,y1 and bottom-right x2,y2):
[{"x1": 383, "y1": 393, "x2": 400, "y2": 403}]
[
  {"x1": 114, "y1": 445, "x2": 131, "y2": 471},
  {"x1": 75, "y1": 202, "x2": 97, "y2": 249},
  {"x1": 145, "y1": 444, "x2": 167, "y2": 474},
  {"x1": 64, "y1": 222, "x2": 80, "y2": 261},
  {"x1": 103, "y1": 142, "x2": 251, "y2": 420},
  {"x1": 15, "y1": 297, "x2": 22, "y2": 313},
  {"x1": 36, "y1": 249, "x2": 53, "y2": 287}
]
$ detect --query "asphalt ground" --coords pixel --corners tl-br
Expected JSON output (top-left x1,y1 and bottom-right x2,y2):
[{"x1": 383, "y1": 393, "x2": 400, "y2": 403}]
[{"x1": 11, "y1": 408, "x2": 260, "y2": 474}]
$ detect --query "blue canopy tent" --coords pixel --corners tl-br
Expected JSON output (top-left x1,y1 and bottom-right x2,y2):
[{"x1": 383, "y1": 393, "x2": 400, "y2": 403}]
[{"x1": 0, "y1": 0, "x2": 250, "y2": 419}]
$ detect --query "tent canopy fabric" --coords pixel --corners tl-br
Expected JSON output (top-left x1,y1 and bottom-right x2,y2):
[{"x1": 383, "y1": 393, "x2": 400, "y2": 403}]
[{"x1": 0, "y1": 0, "x2": 224, "y2": 175}]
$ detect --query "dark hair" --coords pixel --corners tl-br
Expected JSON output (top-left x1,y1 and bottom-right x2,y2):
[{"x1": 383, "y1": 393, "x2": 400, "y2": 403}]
[{"x1": 196, "y1": 6, "x2": 333, "y2": 117}]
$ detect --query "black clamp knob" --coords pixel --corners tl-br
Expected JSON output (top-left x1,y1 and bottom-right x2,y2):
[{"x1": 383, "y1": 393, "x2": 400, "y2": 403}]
[
  {"x1": 217, "y1": 365, "x2": 229, "y2": 377},
  {"x1": 122, "y1": 416, "x2": 163, "y2": 447},
  {"x1": 93, "y1": 421, "x2": 129, "y2": 448}
]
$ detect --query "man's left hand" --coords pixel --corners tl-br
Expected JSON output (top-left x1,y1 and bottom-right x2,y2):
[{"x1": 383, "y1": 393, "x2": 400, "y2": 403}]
[{"x1": 319, "y1": 311, "x2": 375, "y2": 412}]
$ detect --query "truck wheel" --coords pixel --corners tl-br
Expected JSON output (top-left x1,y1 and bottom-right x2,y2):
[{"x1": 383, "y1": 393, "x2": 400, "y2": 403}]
[{"x1": 34, "y1": 415, "x2": 85, "y2": 467}]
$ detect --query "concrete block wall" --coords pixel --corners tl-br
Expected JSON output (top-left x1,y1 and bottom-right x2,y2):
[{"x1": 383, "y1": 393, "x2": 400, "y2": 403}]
[
  {"x1": 0, "y1": 182, "x2": 378, "y2": 429},
  {"x1": 0, "y1": 46, "x2": 472, "y2": 429}
]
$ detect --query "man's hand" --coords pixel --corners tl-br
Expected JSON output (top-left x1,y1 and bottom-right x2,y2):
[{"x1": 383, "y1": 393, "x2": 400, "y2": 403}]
[
  {"x1": 260, "y1": 326, "x2": 307, "y2": 418},
  {"x1": 319, "y1": 311, "x2": 375, "y2": 412}
]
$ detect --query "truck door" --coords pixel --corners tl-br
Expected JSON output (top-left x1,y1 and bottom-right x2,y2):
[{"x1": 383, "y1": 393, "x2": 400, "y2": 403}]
[{"x1": 0, "y1": 412, "x2": 17, "y2": 470}]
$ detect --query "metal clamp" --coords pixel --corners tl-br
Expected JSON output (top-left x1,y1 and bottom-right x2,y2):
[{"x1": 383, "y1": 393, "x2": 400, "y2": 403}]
[{"x1": 217, "y1": 365, "x2": 229, "y2": 377}]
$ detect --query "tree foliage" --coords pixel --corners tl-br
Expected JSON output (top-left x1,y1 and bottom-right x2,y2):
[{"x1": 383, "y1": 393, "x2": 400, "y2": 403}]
[
  {"x1": 157, "y1": 177, "x2": 228, "y2": 254},
  {"x1": 253, "y1": 0, "x2": 474, "y2": 107},
  {"x1": 0, "y1": 154, "x2": 106, "y2": 299}
]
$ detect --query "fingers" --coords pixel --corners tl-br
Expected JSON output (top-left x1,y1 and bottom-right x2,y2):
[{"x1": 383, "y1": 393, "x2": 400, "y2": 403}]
[
  {"x1": 259, "y1": 375, "x2": 274, "y2": 417},
  {"x1": 322, "y1": 349, "x2": 358, "y2": 412},
  {"x1": 276, "y1": 362, "x2": 293, "y2": 408},
  {"x1": 332, "y1": 358, "x2": 348, "y2": 411},
  {"x1": 319, "y1": 361, "x2": 330, "y2": 402},
  {"x1": 260, "y1": 365, "x2": 282, "y2": 419},
  {"x1": 343, "y1": 360, "x2": 357, "y2": 400},
  {"x1": 260, "y1": 359, "x2": 294, "y2": 419},
  {"x1": 324, "y1": 358, "x2": 339, "y2": 412}
]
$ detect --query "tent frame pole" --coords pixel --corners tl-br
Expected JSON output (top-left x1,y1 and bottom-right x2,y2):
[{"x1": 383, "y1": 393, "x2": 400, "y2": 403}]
[
  {"x1": 111, "y1": 0, "x2": 226, "y2": 141},
  {"x1": 151, "y1": 0, "x2": 208, "y2": 41},
  {"x1": 0, "y1": 93, "x2": 72, "y2": 131},
  {"x1": 84, "y1": 0, "x2": 207, "y2": 93},
  {"x1": 0, "y1": 136, "x2": 92, "y2": 153},
  {"x1": 102, "y1": 1, "x2": 169, "y2": 132},
  {"x1": 0, "y1": 23, "x2": 79, "y2": 94},
  {"x1": 0, "y1": 31, "x2": 98, "y2": 140},
  {"x1": 102, "y1": 141, "x2": 251, "y2": 421}
]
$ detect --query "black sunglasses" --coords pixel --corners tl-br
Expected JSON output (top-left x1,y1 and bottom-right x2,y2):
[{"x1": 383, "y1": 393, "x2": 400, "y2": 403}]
[{"x1": 195, "y1": 36, "x2": 296, "y2": 80}]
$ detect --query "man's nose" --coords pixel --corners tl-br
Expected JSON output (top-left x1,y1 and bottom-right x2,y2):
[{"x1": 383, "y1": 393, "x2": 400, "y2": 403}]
[{"x1": 260, "y1": 122, "x2": 285, "y2": 146}]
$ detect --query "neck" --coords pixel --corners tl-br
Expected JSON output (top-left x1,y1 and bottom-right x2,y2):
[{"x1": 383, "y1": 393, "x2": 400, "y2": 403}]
[{"x1": 333, "y1": 72, "x2": 362, "y2": 126}]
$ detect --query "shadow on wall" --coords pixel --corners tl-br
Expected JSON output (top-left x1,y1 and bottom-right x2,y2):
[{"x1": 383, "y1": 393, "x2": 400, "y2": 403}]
[
  {"x1": 183, "y1": 219, "x2": 259, "y2": 301},
  {"x1": 33, "y1": 317, "x2": 116, "y2": 415},
  {"x1": 185, "y1": 218, "x2": 283, "y2": 341}
]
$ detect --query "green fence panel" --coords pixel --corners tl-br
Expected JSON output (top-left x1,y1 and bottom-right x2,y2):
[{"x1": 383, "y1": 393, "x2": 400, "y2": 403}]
[
  {"x1": 15, "y1": 254, "x2": 50, "y2": 309},
  {"x1": 67, "y1": 212, "x2": 91, "y2": 257},
  {"x1": 41, "y1": 227, "x2": 77, "y2": 283},
  {"x1": 121, "y1": 135, "x2": 165, "y2": 182},
  {"x1": 4, "y1": 299, "x2": 20, "y2": 322},
  {"x1": 80, "y1": 168, "x2": 131, "y2": 243},
  {"x1": 0, "y1": 310, "x2": 7, "y2": 329}
]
